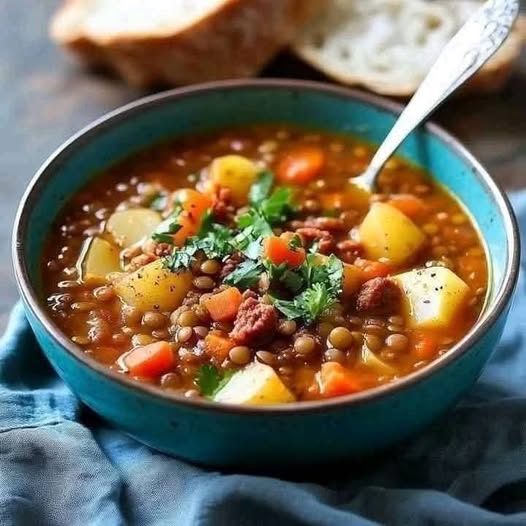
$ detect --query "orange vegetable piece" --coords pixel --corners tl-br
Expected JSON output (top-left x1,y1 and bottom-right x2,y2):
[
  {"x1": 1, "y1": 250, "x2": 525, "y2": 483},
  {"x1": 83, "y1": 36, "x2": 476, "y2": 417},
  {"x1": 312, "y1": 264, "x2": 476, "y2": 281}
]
[
  {"x1": 412, "y1": 332, "x2": 439, "y2": 360},
  {"x1": 342, "y1": 263, "x2": 365, "y2": 297},
  {"x1": 204, "y1": 332, "x2": 236, "y2": 363},
  {"x1": 171, "y1": 189, "x2": 212, "y2": 246},
  {"x1": 204, "y1": 287, "x2": 243, "y2": 322},
  {"x1": 276, "y1": 146, "x2": 325, "y2": 184},
  {"x1": 124, "y1": 341, "x2": 175, "y2": 378},
  {"x1": 354, "y1": 258, "x2": 391, "y2": 281},
  {"x1": 263, "y1": 235, "x2": 306, "y2": 268},
  {"x1": 387, "y1": 194, "x2": 427, "y2": 218},
  {"x1": 317, "y1": 362, "x2": 362, "y2": 398}
]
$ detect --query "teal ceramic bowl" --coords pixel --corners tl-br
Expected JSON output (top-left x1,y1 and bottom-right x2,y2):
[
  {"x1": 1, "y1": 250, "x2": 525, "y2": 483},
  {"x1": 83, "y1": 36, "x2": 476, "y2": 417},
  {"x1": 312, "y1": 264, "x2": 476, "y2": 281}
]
[{"x1": 13, "y1": 80, "x2": 519, "y2": 469}]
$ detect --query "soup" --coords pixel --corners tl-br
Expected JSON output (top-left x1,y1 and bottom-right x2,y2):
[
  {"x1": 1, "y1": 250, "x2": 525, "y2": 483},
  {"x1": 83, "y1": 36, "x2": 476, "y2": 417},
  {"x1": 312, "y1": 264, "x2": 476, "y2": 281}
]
[{"x1": 42, "y1": 125, "x2": 488, "y2": 405}]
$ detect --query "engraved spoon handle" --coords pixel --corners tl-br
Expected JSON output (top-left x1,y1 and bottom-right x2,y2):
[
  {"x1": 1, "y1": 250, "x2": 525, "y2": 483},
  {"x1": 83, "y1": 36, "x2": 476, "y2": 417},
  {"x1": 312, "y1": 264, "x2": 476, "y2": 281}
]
[{"x1": 355, "y1": 0, "x2": 520, "y2": 190}]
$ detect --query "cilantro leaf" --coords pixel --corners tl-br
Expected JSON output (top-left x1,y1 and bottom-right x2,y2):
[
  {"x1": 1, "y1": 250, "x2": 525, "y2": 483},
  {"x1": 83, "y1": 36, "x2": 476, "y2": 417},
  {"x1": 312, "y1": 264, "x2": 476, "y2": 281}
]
[
  {"x1": 249, "y1": 170, "x2": 274, "y2": 205},
  {"x1": 195, "y1": 365, "x2": 235, "y2": 398},
  {"x1": 260, "y1": 187, "x2": 295, "y2": 225},
  {"x1": 223, "y1": 259, "x2": 263, "y2": 288},
  {"x1": 151, "y1": 218, "x2": 182, "y2": 244},
  {"x1": 273, "y1": 283, "x2": 337, "y2": 325}
]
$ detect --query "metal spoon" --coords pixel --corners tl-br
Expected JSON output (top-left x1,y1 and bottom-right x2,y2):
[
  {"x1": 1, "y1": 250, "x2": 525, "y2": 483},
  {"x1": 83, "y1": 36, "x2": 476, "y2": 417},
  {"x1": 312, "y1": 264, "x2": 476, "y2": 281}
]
[{"x1": 353, "y1": 0, "x2": 520, "y2": 191}]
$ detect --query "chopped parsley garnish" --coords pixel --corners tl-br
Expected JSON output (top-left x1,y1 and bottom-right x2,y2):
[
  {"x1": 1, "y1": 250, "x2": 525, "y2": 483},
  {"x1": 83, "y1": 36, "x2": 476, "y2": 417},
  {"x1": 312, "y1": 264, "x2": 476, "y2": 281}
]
[
  {"x1": 151, "y1": 218, "x2": 182, "y2": 244},
  {"x1": 271, "y1": 254, "x2": 343, "y2": 324},
  {"x1": 273, "y1": 283, "x2": 337, "y2": 325},
  {"x1": 195, "y1": 364, "x2": 235, "y2": 398},
  {"x1": 249, "y1": 170, "x2": 273, "y2": 205},
  {"x1": 223, "y1": 259, "x2": 262, "y2": 288},
  {"x1": 158, "y1": 170, "x2": 343, "y2": 324}
]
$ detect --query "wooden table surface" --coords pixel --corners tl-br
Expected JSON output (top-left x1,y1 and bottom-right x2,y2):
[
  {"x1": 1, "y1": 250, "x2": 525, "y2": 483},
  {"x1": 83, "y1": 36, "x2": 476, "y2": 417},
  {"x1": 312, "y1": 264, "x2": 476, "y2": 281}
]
[{"x1": 1, "y1": 1, "x2": 525, "y2": 331}]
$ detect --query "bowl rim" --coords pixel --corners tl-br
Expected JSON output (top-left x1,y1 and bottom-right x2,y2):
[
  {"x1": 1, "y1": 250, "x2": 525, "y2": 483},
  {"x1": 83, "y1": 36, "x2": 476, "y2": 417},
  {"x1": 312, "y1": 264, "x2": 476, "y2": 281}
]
[{"x1": 12, "y1": 78, "x2": 520, "y2": 415}]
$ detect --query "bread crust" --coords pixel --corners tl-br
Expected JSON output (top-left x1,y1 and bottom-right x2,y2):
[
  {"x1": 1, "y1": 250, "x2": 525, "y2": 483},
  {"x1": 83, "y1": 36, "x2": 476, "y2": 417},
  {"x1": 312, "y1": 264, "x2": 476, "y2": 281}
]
[
  {"x1": 51, "y1": 0, "x2": 322, "y2": 87},
  {"x1": 292, "y1": 9, "x2": 526, "y2": 98}
]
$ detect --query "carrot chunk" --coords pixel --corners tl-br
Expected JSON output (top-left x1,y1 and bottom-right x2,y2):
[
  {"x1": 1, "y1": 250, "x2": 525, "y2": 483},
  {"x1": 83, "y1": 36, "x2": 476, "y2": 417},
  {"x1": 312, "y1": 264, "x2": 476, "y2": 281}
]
[
  {"x1": 276, "y1": 146, "x2": 325, "y2": 184},
  {"x1": 354, "y1": 258, "x2": 391, "y2": 280},
  {"x1": 387, "y1": 194, "x2": 427, "y2": 219},
  {"x1": 171, "y1": 189, "x2": 212, "y2": 246},
  {"x1": 204, "y1": 287, "x2": 243, "y2": 322},
  {"x1": 204, "y1": 332, "x2": 236, "y2": 362},
  {"x1": 412, "y1": 332, "x2": 439, "y2": 360},
  {"x1": 263, "y1": 235, "x2": 306, "y2": 268},
  {"x1": 317, "y1": 362, "x2": 362, "y2": 398},
  {"x1": 124, "y1": 341, "x2": 175, "y2": 378}
]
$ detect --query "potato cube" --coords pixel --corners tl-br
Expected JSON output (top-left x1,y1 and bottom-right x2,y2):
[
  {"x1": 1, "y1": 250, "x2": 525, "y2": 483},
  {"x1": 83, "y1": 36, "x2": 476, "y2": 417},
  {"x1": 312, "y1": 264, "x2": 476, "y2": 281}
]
[
  {"x1": 106, "y1": 208, "x2": 162, "y2": 248},
  {"x1": 214, "y1": 363, "x2": 295, "y2": 405},
  {"x1": 114, "y1": 259, "x2": 192, "y2": 312},
  {"x1": 394, "y1": 266, "x2": 470, "y2": 329},
  {"x1": 79, "y1": 237, "x2": 121, "y2": 282},
  {"x1": 208, "y1": 155, "x2": 258, "y2": 206},
  {"x1": 360, "y1": 345, "x2": 395, "y2": 374},
  {"x1": 358, "y1": 202, "x2": 425, "y2": 265}
]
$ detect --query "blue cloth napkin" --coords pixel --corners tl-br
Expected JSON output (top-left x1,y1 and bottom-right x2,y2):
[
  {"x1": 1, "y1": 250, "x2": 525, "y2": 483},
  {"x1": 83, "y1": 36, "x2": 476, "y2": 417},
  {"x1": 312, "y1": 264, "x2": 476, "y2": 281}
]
[{"x1": 2, "y1": 193, "x2": 526, "y2": 526}]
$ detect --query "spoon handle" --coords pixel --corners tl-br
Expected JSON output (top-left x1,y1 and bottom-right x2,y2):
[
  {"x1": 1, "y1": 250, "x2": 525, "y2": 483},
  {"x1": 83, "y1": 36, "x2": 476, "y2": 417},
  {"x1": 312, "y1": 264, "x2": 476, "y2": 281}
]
[{"x1": 358, "y1": 0, "x2": 519, "y2": 189}]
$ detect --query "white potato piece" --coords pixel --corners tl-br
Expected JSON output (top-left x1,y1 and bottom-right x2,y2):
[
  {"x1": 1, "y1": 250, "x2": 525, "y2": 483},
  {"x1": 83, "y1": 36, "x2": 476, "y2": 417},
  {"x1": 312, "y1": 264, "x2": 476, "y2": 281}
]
[
  {"x1": 358, "y1": 202, "x2": 425, "y2": 265},
  {"x1": 106, "y1": 208, "x2": 162, "y2": 248},
  {"x1": 114, "y1": 259, "x2": 192, "y2": 312},
  {"x1": 78, "y1": 237, "x2": 121, "y2": 282},
  {"x1": 214, "y1": 363, "x2": 296, "y2": 405},
  {"x1": 360, "y1": 345, "x2": 394, "y2": 374},
  {"x1": 394, "y1": 266, "x2": 470, "y2": 329},
  {"x1": 208, "y1": 155, "x2": 258, "y2": 206}
]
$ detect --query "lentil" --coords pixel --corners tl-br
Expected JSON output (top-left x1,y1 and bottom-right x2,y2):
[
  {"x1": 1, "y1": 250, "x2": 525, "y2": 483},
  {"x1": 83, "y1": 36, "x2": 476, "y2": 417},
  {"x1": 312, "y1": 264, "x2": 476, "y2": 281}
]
[
  {"x1": 229, "y1": 346, "x2": 252, "y2": 365},
  {"x1": 294, "y1": 335, "x2": 316, "y2": 355},
  {"x1": 328, "y1": 327, "x2": 354, "y2": 350}
]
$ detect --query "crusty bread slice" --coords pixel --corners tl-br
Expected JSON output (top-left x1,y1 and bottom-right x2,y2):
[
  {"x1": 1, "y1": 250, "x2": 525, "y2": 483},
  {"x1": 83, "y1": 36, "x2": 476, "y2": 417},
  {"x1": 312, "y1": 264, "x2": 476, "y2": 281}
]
[
  {"x1": 292, "y1": 0, "x2": 526, "y2": 97},
  {"x1": 51, "y1": 0, "x2": 322, "y2": 87}
]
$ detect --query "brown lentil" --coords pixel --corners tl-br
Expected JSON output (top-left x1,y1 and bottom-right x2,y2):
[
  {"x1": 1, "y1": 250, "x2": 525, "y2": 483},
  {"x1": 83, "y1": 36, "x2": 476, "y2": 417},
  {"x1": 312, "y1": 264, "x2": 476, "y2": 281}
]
[
  {"x1": 193, "y1": 326, "x2": 209, "y2": 339},
  {"x1": 131, "y1": 334, "x2": 156, "y2": 347},
  {"x1": 229, "y1": 346, "x2": 252, "y2": 365},
  {"x1": 123, "y1": 306, "x2": 142, "y2": 326},
  {"x1": 177, "y1": 327, "x2": 193, "y2": 344},
  {"x1": 328, "y1": 327, "x2": 354, "y2": 350},
  {"x1": 200, "y1": 260, "x2": 221, "y2": 275},
  {"x1": 160, "y1": 372, "x2": 181, "y2": 389},
  {"x1": 178, "y1": 310, "x2": 199, "y2": 327},
  {"x1": 317, "y1": 322, "x2": 334, "y2": 340},
  {"x1": 256, "y1": 350, "x2": 277, "y2": 366},
  {"x1": 324, "y1": 348, "x2": 347, "y2": 364},
  {"x1": 385, "y1": 334, "x2": 409, "y2": 352},
  {"x1": 278, "y1": 320, "x2": 297, "y2": 336},
  {"x1": 193, "y1": 276, "x2": 215, "y2": 290},
  {"x1": 294, "y1": 335, "x2": 316, "y2": 355},
  {"x1": 365, "y1": 334, "x2": 383, "y2": 352},
  {"x1": 152, "y1": 329, "x2": 171, "y2": 340},
  {"x1": 142, "y1": 311, "x2": 167, "y2": 329}
]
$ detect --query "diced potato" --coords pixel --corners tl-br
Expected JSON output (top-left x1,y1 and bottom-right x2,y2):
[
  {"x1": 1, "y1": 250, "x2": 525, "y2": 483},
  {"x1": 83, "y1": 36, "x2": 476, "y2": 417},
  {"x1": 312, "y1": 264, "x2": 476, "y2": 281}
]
[
  {"x1": 214, "y1": 363, "x2": 296, "y2": 405},
  {"x1": 360, "y1": 345, "x2": 394, "y2": 374},
  {"x1": 114, "y1": 259, "x2": 192, "y2": 312},
  {"x1": 394, "y1": 266, "x2": 470, "y2": 329},
  {"x1": 78, "y1": 237, "x2": 121, "y2": 282},
  {"x1": 358, "y1": 202, "x2": 425, "y2": 265},
  {"x1": 208, "y1": 155, "x2": 258, "y2": 206},
  {"x1": 106, "y1": 208, "x2": 162, "y2": 248}
]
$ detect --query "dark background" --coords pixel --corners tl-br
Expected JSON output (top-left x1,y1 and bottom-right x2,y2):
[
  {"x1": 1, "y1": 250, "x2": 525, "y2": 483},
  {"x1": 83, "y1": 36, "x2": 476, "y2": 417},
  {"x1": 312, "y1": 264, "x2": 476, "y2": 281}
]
[{"x1": 1, "y1": 1, "x2": 525, "y2": 330}]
